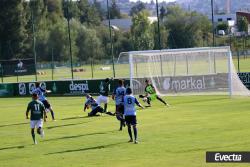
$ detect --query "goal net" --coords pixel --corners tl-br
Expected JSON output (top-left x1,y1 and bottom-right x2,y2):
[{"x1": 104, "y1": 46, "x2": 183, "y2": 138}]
[{"x1": 117, "y1": 47, "x2": 250, "y2": 96}]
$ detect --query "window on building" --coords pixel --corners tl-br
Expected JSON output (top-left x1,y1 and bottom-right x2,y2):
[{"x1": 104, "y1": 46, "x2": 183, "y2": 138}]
[
  {"x1": 227, "y1": 18, "x2": 232, "y2": 21},
  {"x1": 218, "y1": 18, "x2": 223, "y2": 22}
]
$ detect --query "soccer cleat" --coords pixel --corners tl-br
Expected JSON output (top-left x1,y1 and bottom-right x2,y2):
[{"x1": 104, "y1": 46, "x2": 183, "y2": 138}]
[
  {"x1": 34, "y1": 140, "x2": 37, "y2": 145},
  {"x1": 128, "y1": 139, "x2": 133, "y2": 143},
  {"x1": 134, "y1": 140, "x2": 138, "y2": 144}
]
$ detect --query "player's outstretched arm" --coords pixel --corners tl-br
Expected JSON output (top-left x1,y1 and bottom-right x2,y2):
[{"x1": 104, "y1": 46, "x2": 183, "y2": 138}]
[
  {"x1": 138, "y1": 103, "x2": 144, "y2": 109},
  {"x1": 46, "y1": 90, "x2": 52, "y2": 93},
  {"x1": 135, "y1": 98, "x2": 144, "y2": 109}
]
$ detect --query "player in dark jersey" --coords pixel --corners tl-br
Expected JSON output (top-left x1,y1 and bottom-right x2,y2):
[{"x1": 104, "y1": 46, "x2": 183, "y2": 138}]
[
  {"x1": 124, "y1": 88, "x2": 144, "y2": 144},
  {"x1": 112, "y1": 79, "x2": 126, "y2": 131},
  {"x1": 139, "y1": 79, "x2": 169, "y2": 107},
  {"x1": 32, "y1": 82, "x2": 55, "y2": 120},
  {"x1": 96, "y1": 78, "x2": 114, "y2": 115},
  {"x1": 84, "y1": 94, "x2": 114, "y2": 117},
  {"x1": 26, "y1": 93, "x2": 46, "y2": 144}
]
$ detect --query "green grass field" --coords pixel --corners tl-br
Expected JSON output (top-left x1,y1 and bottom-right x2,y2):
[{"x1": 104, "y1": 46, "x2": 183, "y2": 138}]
[{"x1": 1, "y1": 96, "x2": 250, "y2": 167}]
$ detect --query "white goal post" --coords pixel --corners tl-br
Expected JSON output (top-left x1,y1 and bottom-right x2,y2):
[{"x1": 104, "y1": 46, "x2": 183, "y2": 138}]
[{"x1": 117, "y1": 46, "x2": 250, "y2": 96}]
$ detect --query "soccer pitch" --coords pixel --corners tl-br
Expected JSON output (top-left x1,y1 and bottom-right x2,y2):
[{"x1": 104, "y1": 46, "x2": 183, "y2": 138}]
[{"x1": 1, "y1": 96, "x2": 250, "y2": 167}]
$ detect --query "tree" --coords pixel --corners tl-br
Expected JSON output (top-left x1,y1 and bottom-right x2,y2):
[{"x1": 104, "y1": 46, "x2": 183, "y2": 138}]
[
  {"x1": 96, "y1": 26, "x2": 110, "y2": 59},
  {"x1": 217, "y1": 22, "x2": 229, "y2": 33},
  {"x1": 62, "y1": 0, "x2": 80, "y2": 20},
  {"x1": 160, "y1": 6, "x2": 166, "y2": 21},
  {"x1": 47, "y1": 21, "x2": 69, "y2": 61},
  {"x1": 0, "y1": 0, "x2": 28, "y2": 60},
  {"x1": 152, "y1": 22, "x2": 168, "y2": 49},
  {"x1": 93, "y1": 0, "x2": 105, "y2": 20},
  {"x1": 238, "y1": 16, "x2": 248, "y2": 32},
  {"x1": 114, "y1": 31, "x2": 133, "y2": 55},
  {"x1": 76, "y1": 0, "x2": 101, "y2": 26},
  {"x1": 164, "y1": 6, "x2": 211, "y2": 48},
  {"x1": 109, "y1": 0, "x2": 121, "y2": 19},
  {"x1": 76, "y1": 27, "x2": 102, "y2": 62},
  {"x1": 129, "y1": 2, "x2": 146, "y2": 16},
  {"x1": 131, "y1": 10, "x2": 154, "y2": 50}
]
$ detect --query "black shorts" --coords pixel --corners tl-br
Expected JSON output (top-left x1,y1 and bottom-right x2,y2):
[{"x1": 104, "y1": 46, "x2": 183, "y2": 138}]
[
  {"x1": 116, "y1": 104, "x2": 124, "y2": 114},
  {"x1": 125, "y1": 115, "x2": 137, "y2": 125},
  {"x1": 89, "y1": 106, "x2": 104, "y2": 116},
  {"x1": 42, "y1": 100, "x2": 51, "y2": 109}
]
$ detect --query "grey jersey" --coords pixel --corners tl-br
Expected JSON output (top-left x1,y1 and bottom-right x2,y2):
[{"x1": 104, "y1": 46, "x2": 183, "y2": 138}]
[{"x1": 113, "y1": 86, "x2": 126, "y2": 105}]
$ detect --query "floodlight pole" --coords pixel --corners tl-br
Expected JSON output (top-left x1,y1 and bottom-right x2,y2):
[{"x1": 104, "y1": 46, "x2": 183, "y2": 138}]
[
  {"x1": 211, "y1": 0, "x2": 215, "y2": 46},
  {"x1": 66, "y1": 0, "x2": 74, "y2": 80},
  {"x1": 155, "y1": 0, "x2": 161, "y2": 50},
  {"x1": 51, "y1": 48, "x2": 54, "y2": 80},
  {"x1": 156, "y1": 0, "x2": 163, "y2": 76},
  {"x1": 1, "y1": 65, "x2": 3, "y2": 83},
  {"x1": 107, "y1": 0, "x2": 115, "y2": 78},
  {"x1": 31, "y1": 1, "x2": 37, "y2": 81}
]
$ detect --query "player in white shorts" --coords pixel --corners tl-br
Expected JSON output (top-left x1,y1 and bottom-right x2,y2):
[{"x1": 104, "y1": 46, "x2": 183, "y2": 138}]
[
  {"x1": 26, "y1": 93, "x2": 46, "y2": 144},
  {"x1": 96, "y1": 78, "x2": 114, "y2": 115}
]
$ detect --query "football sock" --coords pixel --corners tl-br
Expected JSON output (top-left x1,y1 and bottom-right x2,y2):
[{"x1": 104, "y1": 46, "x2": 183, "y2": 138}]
[
  {"x1": 50, "y1": 109, "x2": 55, "y2": 120},
  {"x1": 31, "y1": 130, "x2": 36, "y2": 144},
  {"x1": 157, "y1": 97, "x2": 167, "y2": 105},
  {"x1": 127, "y1": 126, "x2": 132, "y2": 140},
  {"x1": 147, "y1": 98, "x2": 151, "y2": 105},
  {"x1": 133, "y1": 126, "x2": 137, "y2": 141},
  {"x1": 104, "y1": 104, "x2": 107, "y2": 112},
  {"x1": 119, "y1": 121, "x2": 123, "y2": 130}
]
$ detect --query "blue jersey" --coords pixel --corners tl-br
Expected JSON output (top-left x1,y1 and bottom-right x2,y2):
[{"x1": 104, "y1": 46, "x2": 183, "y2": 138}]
[
  {"x1": 124, "y1": 95, "x2": 140, "y2": 116},
  {"x1": 32, "y1": 87, "x2": 46, "y2": 101},
  {"x1": 113, "y1": 86, "x2": 126, "y2": 105},
  {"x1": 85, "y1": 97, "x2": 99, "y2": 110}
]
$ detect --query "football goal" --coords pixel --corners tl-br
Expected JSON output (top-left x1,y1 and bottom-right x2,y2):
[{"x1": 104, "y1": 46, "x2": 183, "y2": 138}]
[{"x1": 117, "y1": 47, "x2": 250, "y2": 96}]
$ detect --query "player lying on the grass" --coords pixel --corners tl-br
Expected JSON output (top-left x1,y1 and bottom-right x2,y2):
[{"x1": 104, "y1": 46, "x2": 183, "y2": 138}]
[
  {"x1": 26, "y1": 93, "x2": 46, "y2": 145},
  {"x1": 139, "y1": 79, "x2": 169, "y2": 107},
  {"x1": 112, "y1": 79, "x2": 126, "y2": 131},
  {"x1": 32, "y1": 82, "x2": 55, "y2": 121},
  {"x1": 84, "y1": 94, "x2": 114, "y2": 117},
  {"x1": 124, "y1": 88, "x2": 144, "y2": 144}
]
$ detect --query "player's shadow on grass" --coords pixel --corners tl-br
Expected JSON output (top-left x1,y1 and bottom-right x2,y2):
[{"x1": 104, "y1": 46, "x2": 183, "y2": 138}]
[
  {"x1": 46, "y1": 142, "x2": 125, "y2": 155},
  {"x1": 60, "y1": 116, "x2": 90, "y2": 121},
  {"x1": 0, "y1": 145, "x2": 26, "y2": 151},
  {"x1": 43, "y1": 130, "x2": 116, "y2": 142},
  {"x1": 0, "y1": 122, "x2": 28, "y2": 128},
  {"x1": 46, "y1": 121, "x2": 91, "y2": 130}
]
